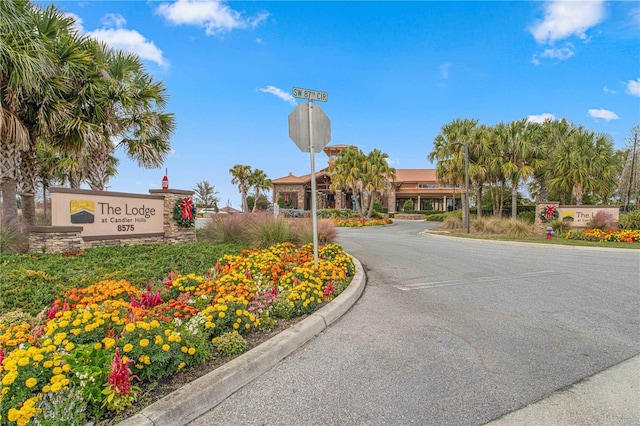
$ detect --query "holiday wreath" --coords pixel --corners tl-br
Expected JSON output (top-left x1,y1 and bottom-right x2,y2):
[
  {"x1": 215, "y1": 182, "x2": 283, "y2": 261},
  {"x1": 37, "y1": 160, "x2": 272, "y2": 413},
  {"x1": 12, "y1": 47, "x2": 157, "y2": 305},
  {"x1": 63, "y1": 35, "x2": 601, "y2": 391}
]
[
  {"x1": 539, "y1": 205, "x2": 559, "y2": 223},
  {"x1": 173, "y1": 197, "x2": 196, "y2": 227}
]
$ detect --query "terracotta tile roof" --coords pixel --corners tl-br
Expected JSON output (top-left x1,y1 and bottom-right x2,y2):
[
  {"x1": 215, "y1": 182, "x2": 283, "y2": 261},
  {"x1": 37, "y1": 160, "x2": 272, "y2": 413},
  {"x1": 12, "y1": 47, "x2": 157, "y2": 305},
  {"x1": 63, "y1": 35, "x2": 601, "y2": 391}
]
[{"x1": 272, "y1": 168, "x2": 330, "y2": 184}]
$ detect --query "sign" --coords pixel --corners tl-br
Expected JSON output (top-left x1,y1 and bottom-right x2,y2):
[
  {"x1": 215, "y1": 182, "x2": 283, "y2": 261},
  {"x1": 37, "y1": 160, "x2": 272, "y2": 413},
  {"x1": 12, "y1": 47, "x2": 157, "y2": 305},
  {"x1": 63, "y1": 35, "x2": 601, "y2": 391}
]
[
  {"x1": 292, "y1": 87, "x2": 328, "y2": 102},
  {"x1": 51, "y1": 188, "x2": 164, "y2": 237},
  {"x1": 288, "y1": 103, "x2": 331, "y2": 153}
]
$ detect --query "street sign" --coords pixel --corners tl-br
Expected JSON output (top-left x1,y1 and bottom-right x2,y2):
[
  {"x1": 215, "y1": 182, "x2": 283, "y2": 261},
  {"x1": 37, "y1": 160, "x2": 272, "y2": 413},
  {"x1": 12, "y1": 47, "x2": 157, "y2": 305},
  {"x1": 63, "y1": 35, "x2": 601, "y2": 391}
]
[
  {"x1": 292, "y1": 87, "x2": 328, "y2": 102},
  {"x1": 288, "y1": 103, "x2": 331, "y2": 153}
]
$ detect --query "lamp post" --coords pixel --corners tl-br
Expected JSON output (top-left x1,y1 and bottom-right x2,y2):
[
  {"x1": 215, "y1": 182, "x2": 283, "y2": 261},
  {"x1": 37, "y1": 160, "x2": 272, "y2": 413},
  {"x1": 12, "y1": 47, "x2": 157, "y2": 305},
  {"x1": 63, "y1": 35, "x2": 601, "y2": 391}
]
[{"x1": 452, "y1": 142, "x2": 470, "y2": 234}]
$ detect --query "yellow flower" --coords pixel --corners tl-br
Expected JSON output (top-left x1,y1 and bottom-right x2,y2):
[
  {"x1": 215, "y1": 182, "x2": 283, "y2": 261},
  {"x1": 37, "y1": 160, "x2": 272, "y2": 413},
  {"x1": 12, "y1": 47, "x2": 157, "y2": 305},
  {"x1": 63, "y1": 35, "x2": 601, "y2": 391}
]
[
  {"x1": 154, "y1": 335, "x2": 163, "y2": 345},
  {"x1": 102, "y1": 337, "x2": 116, "y2": 349},
  {"x1": 17, "y1": 357, "x2": 30, "y2": 367},
  {"x1": 62, "y1": 364, "x2": 71, "y2": 372},
  {"x1": 162, "y1": 344, "x2": 170, "y2": 351},
  {"x1": 124, "y1": 323, "x2": 136, "y2": 333},
  {"x1": 25, "y1": 377, "x2": 37, "y2": 388},
  {"x1": 188, "y1": 347, "x2": 196, "y2": 355},
  {"x1": 64, "y1": 342, "x2": 75, "y2": 351},
  {"x1": 139, "y1": 339, "x2": 149, "y2": 347},
  {"x1": 233, "y1": 323, "x2": 239, "y2": 330},
  {"x1": 181, "y1": 346, "x2": 188, "y2": 353},
  {"x1": 123, "y1": 343, "x2": 134, "y2": 353},
  {"x1": 178, "y1": 362, "x2": 186, "y2": 369},
  {"x1": 43, "y1": 360, "x2": 54, "y2": 368},
  {"x1": 218, "y1": 312, "x2": 225, "y2": 318},
  {"x1": 52, "y1": 367, "x2": 63, "y2": 375},
  {"x1": 94, "y1": 343, "x2": 102, "y2": 350}
]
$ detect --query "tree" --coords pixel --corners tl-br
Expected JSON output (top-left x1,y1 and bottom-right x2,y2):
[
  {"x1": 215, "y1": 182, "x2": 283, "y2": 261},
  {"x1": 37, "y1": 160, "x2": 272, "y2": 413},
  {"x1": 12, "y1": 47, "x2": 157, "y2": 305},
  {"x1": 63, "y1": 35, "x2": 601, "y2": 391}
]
[
  {"x1": 329, "y1": 147, "x2": 395, "y2": 218},
  {"x1": 428, "y1": 118, "x2": 479, "y2": 222},
  {"x1": 619, "y1": 124, "x2": 640, "y2": 209},
  {"x1": 0, "y1": 0, "x2": 55, "y2": 229},
  {"x1": 362, "y1": 149, "x2": 395, "y2": 218},
  {"x1": 494, "y1": 119, "x2": 535, "y2": 218},
  {"x1": 249, "y1": 168, "x2": 272, "y2": 213},
  {"x1": 229, "y1": 164, "x2": 252, "y2": 212},
  {"x1": 193, "y1": 180, "x2": 219, "y2": 210},
  {"x1": 547, "y1": 127, "x2": 619, "y2": 205}
]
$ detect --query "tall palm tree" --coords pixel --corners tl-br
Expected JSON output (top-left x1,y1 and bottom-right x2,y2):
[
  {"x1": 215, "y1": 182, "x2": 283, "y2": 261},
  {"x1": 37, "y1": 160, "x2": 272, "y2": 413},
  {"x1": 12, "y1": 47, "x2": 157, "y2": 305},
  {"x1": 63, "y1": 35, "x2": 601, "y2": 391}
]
[
  {"x1": 428, "y1": 118, "x2": 479, "y2": 220},
  {"x1": 17, "y1": 4, "x2": 91, "y2": 226},
  {"x1": 229, "y1": 164, "x2": 252, "y2": 212},
  {"x1": 495, "y1": 119, "x2": 535, "y2": 218},
  {"x1": 363, "y1": 149, "x2": 395, "y2": 218},
  {"x1": 329, "y1": 147, "x2": 366, "y2": 216},
  {"x1": 0, "y1": 0, "x2": 54, "y2": 229},
  {"x1": 249, "y1": 168, "x2": 272, "y2": 212},
  {"x1": 548, "y1": 128, "x2": 620, "y2": 205}
]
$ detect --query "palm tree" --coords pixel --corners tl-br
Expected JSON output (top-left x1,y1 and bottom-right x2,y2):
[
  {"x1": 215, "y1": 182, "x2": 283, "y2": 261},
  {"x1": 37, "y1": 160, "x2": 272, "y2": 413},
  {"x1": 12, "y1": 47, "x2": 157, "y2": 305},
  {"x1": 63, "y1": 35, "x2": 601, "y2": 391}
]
[
  {"x1": 547, "y1": 127, "x2": 619, "y2": 205},
  {"x1": 494, "y1": 119, "x2": 535, "y2": 218},
  {"x1": 363, "y1": 149, "x2": 395, "y2": 218},
  {"x1": 428, "y1": 118, "x2": 479, "y2": 220},
  {"x1": 17, "y1": 5, "x2": 91, "y2": 226},
  {"x1": 249, "y1": 169, "x2": 272, "y2": 212},
  {"x1": 229, "y1": 164, "x2": 252, "y2": 212},
  {"x1": 0, "y1": 0, "x2": 55, "y2": 229},
  {"x1": 329, "y1": 147, "x2": 366, "y2": 216}
]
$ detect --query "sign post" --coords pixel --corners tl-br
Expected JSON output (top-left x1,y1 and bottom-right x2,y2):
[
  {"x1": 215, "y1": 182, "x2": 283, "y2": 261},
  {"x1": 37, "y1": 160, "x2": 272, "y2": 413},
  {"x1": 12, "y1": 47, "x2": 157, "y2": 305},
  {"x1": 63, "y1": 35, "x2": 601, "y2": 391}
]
[{"x1": 288, "y1": 87, "x2": 330, "y2": 265}]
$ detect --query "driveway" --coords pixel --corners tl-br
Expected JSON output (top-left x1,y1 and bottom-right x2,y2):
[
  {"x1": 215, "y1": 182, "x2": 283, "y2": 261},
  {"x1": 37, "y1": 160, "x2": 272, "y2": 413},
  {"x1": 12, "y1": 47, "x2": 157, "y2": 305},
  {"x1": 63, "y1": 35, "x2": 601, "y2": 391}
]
[{"x1": 190, "y1": 221, "x2": 640, "y2": 425}]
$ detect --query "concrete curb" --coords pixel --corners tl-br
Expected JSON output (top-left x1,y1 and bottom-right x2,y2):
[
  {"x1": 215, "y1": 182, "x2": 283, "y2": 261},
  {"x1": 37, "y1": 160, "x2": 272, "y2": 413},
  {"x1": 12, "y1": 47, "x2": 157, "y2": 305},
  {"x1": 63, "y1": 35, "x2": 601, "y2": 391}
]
[{"x1": 118, "y1": 255, "x2": 366, "y2": 426}]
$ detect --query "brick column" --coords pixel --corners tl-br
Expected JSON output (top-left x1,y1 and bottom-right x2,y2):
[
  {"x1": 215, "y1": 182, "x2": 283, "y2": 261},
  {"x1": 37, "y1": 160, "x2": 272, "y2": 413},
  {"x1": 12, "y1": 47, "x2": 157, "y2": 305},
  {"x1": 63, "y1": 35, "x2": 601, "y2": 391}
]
[
  {"x1": 149, "y1": 189, "x2": 197, "y2": 244},
  {"x1": 535, "y1": 201, "x2": 560, "y2": 235}
]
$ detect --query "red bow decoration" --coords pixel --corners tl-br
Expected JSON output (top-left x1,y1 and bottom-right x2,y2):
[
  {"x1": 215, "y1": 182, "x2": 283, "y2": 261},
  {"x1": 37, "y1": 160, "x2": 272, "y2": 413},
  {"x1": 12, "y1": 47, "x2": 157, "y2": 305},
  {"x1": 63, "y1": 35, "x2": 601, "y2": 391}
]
[
  {"x1": 179, "y1": 197, "x2": 194, "y2": 221},
  {"x1": 545, "y1": 205, "x2": 556, "y2": 219}
]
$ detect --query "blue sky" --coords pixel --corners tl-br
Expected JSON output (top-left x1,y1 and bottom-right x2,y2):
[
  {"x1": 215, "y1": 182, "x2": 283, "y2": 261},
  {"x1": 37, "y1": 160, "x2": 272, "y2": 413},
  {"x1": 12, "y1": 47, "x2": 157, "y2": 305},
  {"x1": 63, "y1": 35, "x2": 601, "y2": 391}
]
[{"x1": 45, "y1": 1, "x2": 639, "y2": 208}]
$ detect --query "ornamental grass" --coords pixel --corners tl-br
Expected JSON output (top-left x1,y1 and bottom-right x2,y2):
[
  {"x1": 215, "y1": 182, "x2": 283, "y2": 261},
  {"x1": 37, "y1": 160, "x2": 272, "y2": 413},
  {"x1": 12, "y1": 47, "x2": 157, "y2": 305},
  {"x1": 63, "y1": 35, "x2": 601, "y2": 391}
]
[{"x1": 0, "y1": 242, "x2": 354, "y2": 425}]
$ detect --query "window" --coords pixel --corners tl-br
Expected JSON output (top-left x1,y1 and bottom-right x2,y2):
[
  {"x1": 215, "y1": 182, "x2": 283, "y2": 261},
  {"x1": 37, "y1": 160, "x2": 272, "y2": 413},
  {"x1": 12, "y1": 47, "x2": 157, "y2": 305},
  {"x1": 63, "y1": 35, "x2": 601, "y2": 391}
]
[{"x1": 418, "y1": 183, "x2": 439, "y2": 189}]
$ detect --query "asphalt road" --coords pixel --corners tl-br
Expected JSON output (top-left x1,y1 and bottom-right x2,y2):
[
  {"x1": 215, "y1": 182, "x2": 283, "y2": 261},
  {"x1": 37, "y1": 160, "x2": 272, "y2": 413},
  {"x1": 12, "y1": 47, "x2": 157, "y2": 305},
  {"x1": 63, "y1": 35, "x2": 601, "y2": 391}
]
[{"x1": 190, "y1": 221, "x2": 640, "y2": 426}]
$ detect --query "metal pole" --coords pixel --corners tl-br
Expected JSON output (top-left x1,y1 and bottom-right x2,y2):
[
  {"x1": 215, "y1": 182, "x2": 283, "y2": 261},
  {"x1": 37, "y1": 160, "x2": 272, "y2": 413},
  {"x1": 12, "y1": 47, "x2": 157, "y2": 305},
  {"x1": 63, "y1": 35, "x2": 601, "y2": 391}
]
[
  {"x1": 464, "y1": 142, "x2": 470, "y2": 234},
  {"x1": 308, "y1": 101, "x2": 319, "y2": 266}
]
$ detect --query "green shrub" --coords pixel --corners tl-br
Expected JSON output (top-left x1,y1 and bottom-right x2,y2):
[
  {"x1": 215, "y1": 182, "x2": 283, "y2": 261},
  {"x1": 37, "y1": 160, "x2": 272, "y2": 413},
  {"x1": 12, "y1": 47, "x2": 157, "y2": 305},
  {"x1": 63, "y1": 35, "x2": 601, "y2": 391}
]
[
  {"x1": 424, "y1": 213, "x2": 445, "y2": 222},
  {"x1": 549, "y1": 218, "x2": 571, "y2": 236},
  {"x1": 618, "y1": 209, "x2": 640, "y2": 230},
  {"x1": 517, "y1": 210, "x2": 536, "y2": 224},
  {"x1": 214, "y1": 332, "x2": 248, "y2": 356},
  {"x1": 402, "y1": 199, "x2": 414, "y2": 211}
]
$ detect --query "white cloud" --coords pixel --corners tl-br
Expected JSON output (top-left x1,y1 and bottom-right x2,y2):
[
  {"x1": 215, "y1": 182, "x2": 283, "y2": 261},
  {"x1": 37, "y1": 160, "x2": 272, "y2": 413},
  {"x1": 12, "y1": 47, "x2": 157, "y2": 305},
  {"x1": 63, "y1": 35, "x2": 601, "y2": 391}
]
[
  {"x1": 626, "y1": 78, "x2": 640, "y2": 97},
  {"x1": 101, "y1": 13, "x2": 126, "y2": 29},
  {"x1": 439, "y1": 62, "x2": 452, "y2": 79},
  {"x1": 88, "y1": 28, "x2": 169, "y2": 68},
  {"x1": 67, "y1": 12, "x2": 168, "y2": 68},
  {"x1": 527, "y1": 113, "x2": 556, "y2": 124},
  {"x1": 539, "y1": 44, "x2": 575, "y2": 60},
  {"x1": 259, "y1": 86, "x2": 296, "y2": 106},
  {"x1": 602, "y1": 86, "x2": 616, "y2": 94},
  {"x1": 156, "y1": 0, "x2": 268, "y2": 36},
  {"x1": 530, "y1": 0, "x2": 606, "y2": 44},
  {"x1": 588, "y1": 108, "x2": 620, "y2": 121}
]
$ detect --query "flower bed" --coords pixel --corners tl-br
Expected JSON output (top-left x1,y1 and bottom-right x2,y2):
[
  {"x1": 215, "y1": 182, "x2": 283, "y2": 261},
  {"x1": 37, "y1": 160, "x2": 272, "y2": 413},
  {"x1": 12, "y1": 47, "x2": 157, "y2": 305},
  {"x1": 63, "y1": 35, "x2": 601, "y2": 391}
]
[
  {"x1": 330, "y1": 218, "x2": 392, "y2": 227},
  {"x1": 0, "y1": 242, "x2": 354, "y2": 425},
  {"x1": 564, "y1": 229, "x2": 640, "y2": 243}
]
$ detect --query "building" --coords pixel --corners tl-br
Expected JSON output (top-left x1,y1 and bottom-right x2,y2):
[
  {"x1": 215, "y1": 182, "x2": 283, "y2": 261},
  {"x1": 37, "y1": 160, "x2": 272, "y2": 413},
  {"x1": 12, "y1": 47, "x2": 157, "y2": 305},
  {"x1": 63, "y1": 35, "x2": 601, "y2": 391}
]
[{"x1": 272, "y1": 145, "x2": 462, "y2": 213}]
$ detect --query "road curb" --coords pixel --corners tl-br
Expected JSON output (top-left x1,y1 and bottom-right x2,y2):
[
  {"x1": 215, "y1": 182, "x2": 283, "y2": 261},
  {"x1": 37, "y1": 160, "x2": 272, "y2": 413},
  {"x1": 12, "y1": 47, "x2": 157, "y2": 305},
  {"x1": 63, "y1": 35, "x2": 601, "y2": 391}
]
[{"x1": 118, "y1": 255, "x2": 366, "y2": 426}]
